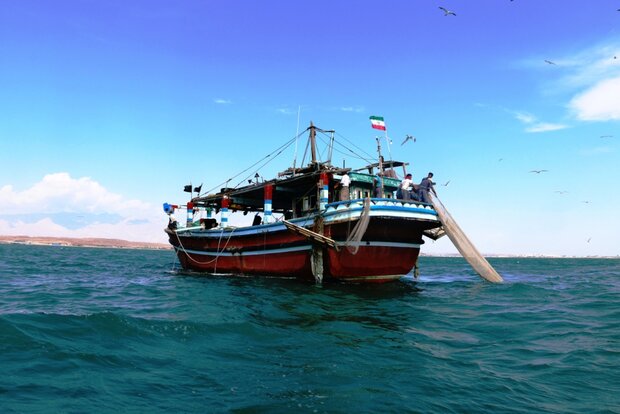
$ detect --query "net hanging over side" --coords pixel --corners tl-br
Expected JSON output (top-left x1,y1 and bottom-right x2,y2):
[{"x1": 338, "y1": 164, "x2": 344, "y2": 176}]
[
  {"x1": 344, "y1": 198, "x2": 371, "y2": 255},
  {"x1": 429, "y1": 193, "x2": 503, "y2": 283}
]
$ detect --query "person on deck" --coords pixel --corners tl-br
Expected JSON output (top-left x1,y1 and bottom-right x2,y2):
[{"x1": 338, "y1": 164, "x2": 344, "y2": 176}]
[
  {"x1": 168, "y1": 214, "x2": 178, "y2": 230},
  {"x1": 337, "y1": 172, "x2": 351, "y2": 201},
  {"x1": 374, "y1": 173, "x2": 384, "y2": 198},
  {"x1": 252, "y1": 213, "x2": 262, "y2": 226},
  {"x1": 399, "y1": 173, "x2": 413, "y2": 200},
  {"x1": 418, "y1": 172, "x2": 437, "y2": 203}
]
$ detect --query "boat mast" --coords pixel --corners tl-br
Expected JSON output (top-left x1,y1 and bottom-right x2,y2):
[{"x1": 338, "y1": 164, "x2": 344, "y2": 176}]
[{"x1": 309, "y1": 121, "x2": 317, "y2": 165}]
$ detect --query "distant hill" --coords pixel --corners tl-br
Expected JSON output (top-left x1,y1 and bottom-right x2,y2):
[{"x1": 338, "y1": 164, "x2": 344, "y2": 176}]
[{"x1": 0, "y1": 235, "x2": 171, "y2": 250}]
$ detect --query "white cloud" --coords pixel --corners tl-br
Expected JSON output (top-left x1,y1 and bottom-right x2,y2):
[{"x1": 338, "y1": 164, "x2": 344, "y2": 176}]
[
  {"x1": 0, "y1": 173, "x2": 167, "y2": 243},
  {"x1": 533, "y1": 39, "x2": 620, "y2": 123},
  {"x1": 276, "y1": 107, "x2": 296, "y2": 115},
  {"x1": 511, "y1": 111, "x2": 569, "y2": 133},
  {"x1": 338, "y1": 106, "x2": 365, "y2": 113},
  {"x1": 525, "y1": 123, "x2": 569, "y2": 133},
  {"x1": 0, "y1": 173, "x2": 145, "y2": 214},
  {"x1": 569, "y1": 76, "x2": 620, "y2": 121},
  {"x1": 514, "y1": 111, "x2": 536, "y2": 124}
]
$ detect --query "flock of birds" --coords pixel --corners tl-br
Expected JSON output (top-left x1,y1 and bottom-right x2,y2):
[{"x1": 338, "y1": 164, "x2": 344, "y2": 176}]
[{"x1": 410, "y1": 5, "x2": 618, "y2": 245}]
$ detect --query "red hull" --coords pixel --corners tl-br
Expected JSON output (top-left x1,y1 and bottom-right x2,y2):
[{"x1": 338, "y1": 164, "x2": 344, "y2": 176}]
[{"x1": 167, "y1": 211, "x2": 435, "y2": 283}]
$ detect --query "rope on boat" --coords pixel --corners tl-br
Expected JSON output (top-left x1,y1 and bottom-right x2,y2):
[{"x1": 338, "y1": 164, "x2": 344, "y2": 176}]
[
  {"x1": 173, "y1": 227, "x2": 237, "y2": 268},
  {"x1": 344, "y1": 197, "x2": 371, "y2": 255}
]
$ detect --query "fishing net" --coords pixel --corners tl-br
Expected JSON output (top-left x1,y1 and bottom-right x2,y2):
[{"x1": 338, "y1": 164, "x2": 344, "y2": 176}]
[
  {"x1": 430, "y1": 193, "x2": 503, "y2": 283},
  {"x1": 345, "y1": 197, "x2": 371, "y2": 255}
]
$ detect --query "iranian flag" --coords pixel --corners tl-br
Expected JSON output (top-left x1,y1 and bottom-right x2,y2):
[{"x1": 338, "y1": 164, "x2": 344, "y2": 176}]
[{"x1": 369, "y1": 115, "x2": 386, "y2": 131}]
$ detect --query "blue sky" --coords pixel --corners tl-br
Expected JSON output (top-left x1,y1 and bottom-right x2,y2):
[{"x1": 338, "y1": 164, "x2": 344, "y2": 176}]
[{"x1": 1, "y1": 0, "x2": 619, "y2": 256}]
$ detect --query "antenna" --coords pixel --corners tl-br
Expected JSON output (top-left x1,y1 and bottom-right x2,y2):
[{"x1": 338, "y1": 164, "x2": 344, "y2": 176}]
[{"x1": 292, "y1": 105, "x2": 301, "y2": 175}]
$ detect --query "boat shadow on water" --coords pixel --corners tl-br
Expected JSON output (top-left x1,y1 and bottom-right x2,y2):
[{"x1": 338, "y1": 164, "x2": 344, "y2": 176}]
[{"x1": 171, "y1": 267, "x2": 424, "y2": 299}]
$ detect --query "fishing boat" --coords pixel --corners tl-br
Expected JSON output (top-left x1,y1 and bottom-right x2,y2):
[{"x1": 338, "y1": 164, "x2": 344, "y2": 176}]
[{"x1": 164, "y1": 122, "x2": 500, "y2": 284}]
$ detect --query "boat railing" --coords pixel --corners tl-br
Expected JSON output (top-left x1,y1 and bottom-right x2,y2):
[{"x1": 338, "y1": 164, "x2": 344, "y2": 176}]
[
  {"x1": 172, "y1": 198, "x2": 436, "y2": 233},
  {"x1": 323, "y1": 198, "x2": 437, "y2": 219},
  {"x1": 325, "y1": 198, "x2": 433, "y2": 210}
]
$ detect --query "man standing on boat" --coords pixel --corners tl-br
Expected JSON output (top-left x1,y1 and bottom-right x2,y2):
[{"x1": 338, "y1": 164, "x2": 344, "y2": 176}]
[
  {"x1": 418, "y1": 172, "x2": 437, "y2": 203},
  {"x1": 338, "y1": 172, "x2": 351, "y2": 201},
  {"x1": 399, "y1": 173, "x2": 413, "y2": 200}
]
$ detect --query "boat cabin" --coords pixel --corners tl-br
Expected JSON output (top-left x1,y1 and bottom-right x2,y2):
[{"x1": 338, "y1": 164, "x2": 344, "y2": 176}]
[{"x1": 178, "y1": 124, "x2": 410, "y2": 225}]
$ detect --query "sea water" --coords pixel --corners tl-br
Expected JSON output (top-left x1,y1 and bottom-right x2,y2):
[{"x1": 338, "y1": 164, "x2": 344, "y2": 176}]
[{"x1": 1, "y1": 244, "x2": 618, "y2": 413}]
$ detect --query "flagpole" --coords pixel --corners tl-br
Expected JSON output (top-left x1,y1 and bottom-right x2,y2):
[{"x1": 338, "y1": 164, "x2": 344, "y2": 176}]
[
  {"x1": 376, "y1": 137, "x2": 385, "y2": 197},
  {"x1": 385, "y1": 129, "x2": 392, "y2": 162}
]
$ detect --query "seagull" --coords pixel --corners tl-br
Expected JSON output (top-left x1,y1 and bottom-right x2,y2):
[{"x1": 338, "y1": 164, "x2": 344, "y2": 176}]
[
  {"x1": 498, "y1": 158, "x2": 503, "y2": 162},
  {"x1": 544, "y1": 60, "x2": 556, "y2": 65},
  {"x1": 439, "y1": 6, "x2": 456, "y2": 16},
  {"x1": 600, "y1": 135, "x2": 614, "y2": 138},
  {"x1": 529, "y1": 169, "x2": 549, "y2": 174},
  {"x1": 401, "y1": 135, "x2": 416, "y2": 145},
  {"x1": 587, "y1": 237, "x2": 592, "y2": 243},
  {"x1": 582, "y1": 200, "x2": 592, "y2": 204},
  {"x1": 554, "y1": 190, "x2": 568, "y2": 194},
  {"x1": 441, "y1": 180, "x2": 451, "y2": 187}
]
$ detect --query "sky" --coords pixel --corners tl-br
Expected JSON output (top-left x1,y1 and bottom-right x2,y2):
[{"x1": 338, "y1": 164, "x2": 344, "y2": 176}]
[{"x1": 1, "y1": 0, "x2": 619, "y2": 257}]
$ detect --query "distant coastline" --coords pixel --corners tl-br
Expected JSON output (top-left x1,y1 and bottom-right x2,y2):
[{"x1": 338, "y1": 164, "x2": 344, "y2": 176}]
[
  {"x1": 0, "y1": 235, "x2": 616, "y2": 258},
  {"x1": 420, "y1": 253, "x2": 619, "y2": 259},
  {"x1": 0, "y1": 235, "x2": 172, "y2": 250}
]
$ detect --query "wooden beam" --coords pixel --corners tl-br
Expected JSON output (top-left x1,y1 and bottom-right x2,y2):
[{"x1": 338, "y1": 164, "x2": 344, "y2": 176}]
[{"x1": 283, "y1": 220, "x2": 339, "y2": 250}]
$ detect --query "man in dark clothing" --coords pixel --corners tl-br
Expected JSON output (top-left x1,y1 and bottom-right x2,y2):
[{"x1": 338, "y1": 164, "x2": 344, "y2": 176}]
[{"x1": 418, "y1": 172, "x2": 437, "y2": 203}]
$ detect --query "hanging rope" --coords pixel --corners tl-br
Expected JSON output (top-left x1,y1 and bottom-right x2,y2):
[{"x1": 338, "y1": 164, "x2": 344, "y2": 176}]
[
  {"x1": 344, "y1": 198, "x2": 371, "y2": 255},
  {"x1": 172, "y1": 228, "x2": 237, "y2": 267}
]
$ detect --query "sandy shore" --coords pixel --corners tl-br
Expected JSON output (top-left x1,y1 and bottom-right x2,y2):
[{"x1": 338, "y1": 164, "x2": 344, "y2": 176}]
[{"x1": 0, "y1": 235, "x2": 171, "y2": 250}]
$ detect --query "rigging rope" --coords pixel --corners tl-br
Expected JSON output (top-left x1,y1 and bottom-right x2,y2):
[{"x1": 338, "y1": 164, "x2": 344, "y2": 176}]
[
  {"x1": 203, "y1": 132, "x2": 302, "y2": 195},
  {"x1": 198, "y1": 125, "x2": 381, "y2": 197}
]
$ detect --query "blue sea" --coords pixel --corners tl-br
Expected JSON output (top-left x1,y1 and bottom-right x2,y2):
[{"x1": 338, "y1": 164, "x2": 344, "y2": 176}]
[{"x1": 1, "y1": 244, "x2": 618, "y2": 413}]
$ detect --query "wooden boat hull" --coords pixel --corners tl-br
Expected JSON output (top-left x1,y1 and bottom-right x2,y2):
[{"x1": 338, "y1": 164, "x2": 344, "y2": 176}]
[{"x1": 166, "y1": 199, "x2": 441, "y2": 283}]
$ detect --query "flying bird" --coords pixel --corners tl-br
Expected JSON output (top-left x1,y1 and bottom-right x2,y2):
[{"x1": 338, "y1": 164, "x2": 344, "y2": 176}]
[
  {"x1": 401, "y1": 135, "x2": 416, "y2": 145},
  {"x1": 439, "y1": 6, "x2": 456, "y2": 16},
  {"x1": 600, "y1": 135, "x2": 614, "y2": 138},
  {"x1": 554, "y1": 190, "x2": 568, "y2": 194},
  {"x1": 587, "y1": 237, "x2": 592, "y2": 243},
  {"x1": 582, "y1": 200, "x2": 592, "y2": 204},
  {"x1": 498, "y1": 158, "x2": 503, "y2": 162},
  {"x1": 529, "y1": 169, "x2": 549, "y2": 174},
  {"x1": 544, "y1": 60, "x2": 556, "y2": 65},
  {"x1": 441, "y1": 180, "x2": 451, "y2": 187}
]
